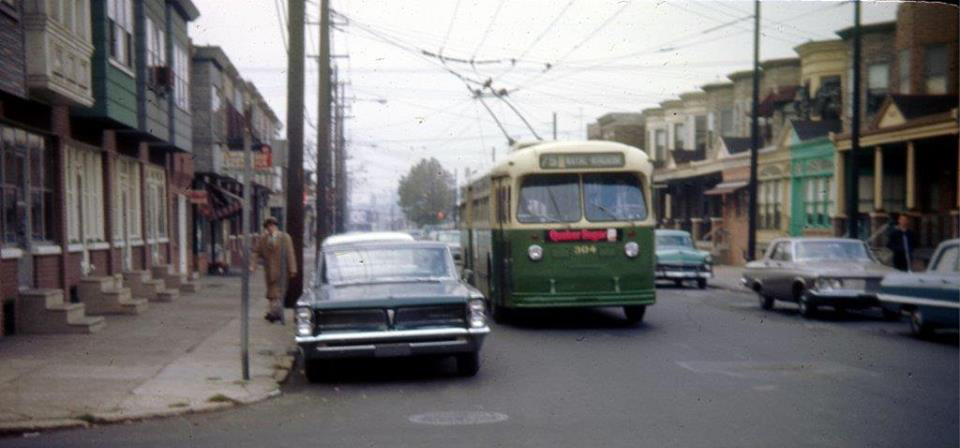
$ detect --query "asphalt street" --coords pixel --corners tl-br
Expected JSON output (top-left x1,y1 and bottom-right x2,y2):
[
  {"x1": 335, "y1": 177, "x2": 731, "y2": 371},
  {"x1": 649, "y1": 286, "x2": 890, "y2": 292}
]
[{"x1": 3, "y1": 284, "x2": 957, "y2": 448}]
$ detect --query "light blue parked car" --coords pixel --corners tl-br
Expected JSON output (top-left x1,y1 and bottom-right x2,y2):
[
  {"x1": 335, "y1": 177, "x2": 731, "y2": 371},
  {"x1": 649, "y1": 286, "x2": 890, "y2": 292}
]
[{"x1": 878, "y1": 239, "x2": 960, "y2": 337}]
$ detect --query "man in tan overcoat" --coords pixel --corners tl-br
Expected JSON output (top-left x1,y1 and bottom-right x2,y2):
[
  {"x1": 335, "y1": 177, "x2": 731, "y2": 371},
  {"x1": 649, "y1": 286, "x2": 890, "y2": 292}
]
[{"x1": 250, "y1": 217, "x2": 297, "y2": 323}]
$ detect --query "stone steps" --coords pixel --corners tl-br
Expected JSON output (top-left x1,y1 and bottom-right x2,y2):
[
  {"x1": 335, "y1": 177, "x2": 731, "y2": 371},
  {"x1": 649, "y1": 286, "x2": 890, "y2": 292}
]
[
  {"x1": 150, "y1": 265, "x2": 199, "y2": 294},
  {"x1": 123, "y1": 270, "x2": 179, "y2": 302},
  {"x1": 78, "y1": 276, "x2": 149, "y2": 315},
  {"x1": 16, "y1": 289, "x2": 105, "y2": 334}
]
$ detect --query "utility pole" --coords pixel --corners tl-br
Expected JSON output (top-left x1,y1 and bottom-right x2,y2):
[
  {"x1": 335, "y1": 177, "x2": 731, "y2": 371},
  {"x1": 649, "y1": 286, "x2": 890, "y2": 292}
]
[
  {"x1": 552, "y1": 112, "x2": 557, "y2": 140},
  {"x1": 284, "y1": 0, "x2": 305, "y2": 307},
  {"x1": 240, "y1": 125, "x2": 252, "y2": 380},
  {"x1": 315, "y1": 0, "x2": 333, "y2": 255},
  {"x1": 336, "y1": 80, "x2": 347, "y2": 233},
  {"x1": 846, "y1": 0, "x2": 862, "y2": 239},
  {"x1": 747, "y1": 0, "x2": 760, "y2": 261}
]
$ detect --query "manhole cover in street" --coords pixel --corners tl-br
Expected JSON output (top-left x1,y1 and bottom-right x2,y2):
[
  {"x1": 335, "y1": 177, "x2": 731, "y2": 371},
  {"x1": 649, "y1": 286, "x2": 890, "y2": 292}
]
[{"x1": 408, "y1": 411, "x2": 508, "y2": 426}]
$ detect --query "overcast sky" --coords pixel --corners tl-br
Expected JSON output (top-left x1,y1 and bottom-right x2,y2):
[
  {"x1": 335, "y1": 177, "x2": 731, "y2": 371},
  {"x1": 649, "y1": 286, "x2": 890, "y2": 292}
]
[{"x1": 190, "y1": 0, "x2": 899, "y2": 206}]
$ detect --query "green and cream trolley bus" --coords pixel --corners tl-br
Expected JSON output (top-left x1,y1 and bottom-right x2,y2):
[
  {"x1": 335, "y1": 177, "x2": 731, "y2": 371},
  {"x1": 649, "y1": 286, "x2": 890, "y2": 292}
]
[{"x1": 459, "y1": 140, "x2": 656, "y2": 323}]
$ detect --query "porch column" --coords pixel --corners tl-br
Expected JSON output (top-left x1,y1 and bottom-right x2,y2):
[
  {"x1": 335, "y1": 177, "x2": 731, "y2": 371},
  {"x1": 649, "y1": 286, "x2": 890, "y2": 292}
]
[
  {"x1": 690, "y1": 218, "x2": 703, "y2": 241},
  {"x1": 710, "y1": 216, "x2": 724, "y2": 247},
  {"x1": 664, "y1": 193, "x2": 672, "y2": 221},
  {"x1": 906, "y1": 141, "x2": 916, "y2": 210},
  {"x1": 873, "y1": 146, "x2": 884, "y2": 211},
  {"x1": 103, "y1": 135, "x2": 116, "y2": 275}
]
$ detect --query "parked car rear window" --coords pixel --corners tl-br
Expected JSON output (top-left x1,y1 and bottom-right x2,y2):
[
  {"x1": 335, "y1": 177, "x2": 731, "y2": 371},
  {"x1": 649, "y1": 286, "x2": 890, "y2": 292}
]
[
  {"x1": 517, "y1": 174, "x2": 581, "y2": 223},
  {"x1": 656, "y1": 234, "x2": 692, "y2": 248},
  {"x1": 795, "y1": 241, "x2": 870, "y2": 260},
  {"x1": 325, "y1": 247, "x2": 453, "y2": 285},
  {"x1": 932, "y1": 244, "x2": 959, "y2": 273}
]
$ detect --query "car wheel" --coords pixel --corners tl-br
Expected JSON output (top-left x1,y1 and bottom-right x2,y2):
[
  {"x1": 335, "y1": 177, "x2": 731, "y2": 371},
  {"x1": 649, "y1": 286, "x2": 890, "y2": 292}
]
[
  {"x1": 758, "y1": 293, "x2": 774, "y2": 310},
  {"x1": 697, "y1": 278, "x2": 707, "y2": 289},
  {"x1": 455, "y1": 351, "x2": 480, "y2": 377},
  {"x1": 798, "y1": 293, "x2": 817, "y2": 319},
  {"x1": 674, "y1": 279, "x2": 683, "y2": 287},
  {"x1": 304, "y1": 359, "x2": 326, "y2": 383},
  {"x1": 910, "y1": 310, "x2": 934, "y2": 338},
  {"x1": 624, "y1": 305, "x2": 647, "y2": 323},
  {"x1": 489, "y1": 299, "x2": 510, "y2": 324}
]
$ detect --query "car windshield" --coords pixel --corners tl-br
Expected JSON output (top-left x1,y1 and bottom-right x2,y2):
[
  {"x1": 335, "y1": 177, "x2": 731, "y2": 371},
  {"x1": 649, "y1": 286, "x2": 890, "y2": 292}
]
[
  {"x1": 517, "y1": 174, "x2": 581, "y2": 223},
  {"x1": 324, "y1": 247, "x2": 453, "y2": 285},
  {"x1": 795, "y1": 241, "x2": 871, "y2": 260},
  {"x1": 657, "y1": 234, "x2": 693, "y2": 248},
  {"x1": 435, "y1": 231, "x2": 460, "y2": 244},
  {"x1": 583, "y1": 173, "x2": 647, "y2": 222}
]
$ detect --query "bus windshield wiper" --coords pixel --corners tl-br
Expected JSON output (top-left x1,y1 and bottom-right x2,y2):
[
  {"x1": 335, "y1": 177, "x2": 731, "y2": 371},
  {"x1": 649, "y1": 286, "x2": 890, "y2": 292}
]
[{"x1": 590, "y1": 201, "x2": 620, "y2": 220}]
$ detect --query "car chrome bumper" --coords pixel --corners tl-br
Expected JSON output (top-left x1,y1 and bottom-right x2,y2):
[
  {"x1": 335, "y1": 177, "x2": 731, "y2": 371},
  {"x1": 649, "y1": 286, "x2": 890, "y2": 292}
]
[
  {"x1": 297, "y1": 327, "x2": 490, "y2": 360},
  {"x1": 806, "y1": 290, "x2": 880, "y2": 307},
  {"x1": 657, "y1": 270, "x2": 712, "y2": 279}
]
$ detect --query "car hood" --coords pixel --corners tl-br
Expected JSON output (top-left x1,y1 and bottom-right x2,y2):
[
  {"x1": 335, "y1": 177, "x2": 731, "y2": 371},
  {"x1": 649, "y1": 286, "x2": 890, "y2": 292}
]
[
  {"x1": 310, "y1": 280, "x2": 472, "y2": 309},
  {"x1": 656, "y1": 247, "x2": 708, "y2": 263}
]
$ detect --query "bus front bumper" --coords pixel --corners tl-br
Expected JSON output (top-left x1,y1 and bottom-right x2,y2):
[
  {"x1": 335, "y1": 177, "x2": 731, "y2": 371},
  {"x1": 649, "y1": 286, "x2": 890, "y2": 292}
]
[{"x1": 507, "y1": 291, "x2": 655, "y2": 308}]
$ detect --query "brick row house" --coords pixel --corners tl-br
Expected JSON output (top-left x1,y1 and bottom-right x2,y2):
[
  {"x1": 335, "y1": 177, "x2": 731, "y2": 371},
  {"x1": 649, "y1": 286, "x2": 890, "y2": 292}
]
[
  {"x1": 0, "y1": 0, "x2": 220, "y2": 337},
  {"x1": 586, "y1": 1, "x2": 958, "y2": 266},
  {"x1": 190, "y1": 46, "x2": 283, "y2": 275}
]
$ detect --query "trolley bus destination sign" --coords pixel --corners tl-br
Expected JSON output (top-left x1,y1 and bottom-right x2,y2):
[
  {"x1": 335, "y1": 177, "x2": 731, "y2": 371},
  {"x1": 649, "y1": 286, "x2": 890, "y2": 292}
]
[
  {"x1": 540, "y1": 152, "x2": 625, "y2": 169},
  {"x1": 547, "y1": 229, "x2": 619, "y2": 243}
]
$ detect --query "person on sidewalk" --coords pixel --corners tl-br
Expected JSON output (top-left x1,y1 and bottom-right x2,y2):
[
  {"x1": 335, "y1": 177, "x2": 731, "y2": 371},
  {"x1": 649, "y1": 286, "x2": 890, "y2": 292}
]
[
  {"x1": 250, "y1": 217, "x2": 297, "y2": 323},
  {"x1": 886, "y1": 214, "x2": 917, "y2": 271}
]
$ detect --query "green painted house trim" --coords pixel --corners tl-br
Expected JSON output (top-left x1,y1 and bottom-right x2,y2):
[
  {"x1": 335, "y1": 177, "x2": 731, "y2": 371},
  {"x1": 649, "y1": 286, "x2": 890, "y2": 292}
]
[
  {"x1": 789, "y1": 134, "x2": 836, "y2": 236},
  {"x1": 136, "y1": 0, "x2": 170, "y2": 143},
  {"x1": 73, "y1": 0, "x2": 138, "y2": 129}
]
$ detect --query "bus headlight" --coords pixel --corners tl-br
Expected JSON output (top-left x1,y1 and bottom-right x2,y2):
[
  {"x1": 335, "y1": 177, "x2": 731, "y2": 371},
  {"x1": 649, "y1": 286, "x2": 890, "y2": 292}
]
[
  {"x1": 528, "y1": 244, "x2": 544, "y2": 261},
  {"x1": 295, "y1": 307, "x2": 313, "y2": 337},
  {"x1": 624, "y1": 241, "x2": 640, "y2": 258},
  {"x1": 468, "y1": 299, "x2": 486, "y2": 328}
]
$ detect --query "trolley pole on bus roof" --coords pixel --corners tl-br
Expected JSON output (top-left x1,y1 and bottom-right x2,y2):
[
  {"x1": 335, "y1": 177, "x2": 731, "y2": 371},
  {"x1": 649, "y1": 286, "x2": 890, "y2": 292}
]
[{"x1": 746, "y1": 0, "x2": 760, "y2": 261}]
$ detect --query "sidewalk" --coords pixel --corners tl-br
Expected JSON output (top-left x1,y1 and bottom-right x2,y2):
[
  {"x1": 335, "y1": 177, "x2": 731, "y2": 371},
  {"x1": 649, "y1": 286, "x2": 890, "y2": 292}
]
[
  {"x1": 711, "y1": 265, "x2": 747, "y2": 293},
  {"x1": 0, "y1": 274, "x2": 296, "y2": 434}
]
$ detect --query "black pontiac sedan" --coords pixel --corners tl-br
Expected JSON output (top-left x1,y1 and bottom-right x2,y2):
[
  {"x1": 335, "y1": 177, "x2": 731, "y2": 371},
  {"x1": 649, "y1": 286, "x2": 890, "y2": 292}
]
[{"x1": 296, "y1": 232, "x2": 490, "y2": 381}]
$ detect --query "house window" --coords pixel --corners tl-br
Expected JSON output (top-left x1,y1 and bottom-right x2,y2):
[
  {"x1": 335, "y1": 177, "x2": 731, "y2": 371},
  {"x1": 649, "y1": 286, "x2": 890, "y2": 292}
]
[
  {"x1": 66, "y1": 145, "x2": 105, "y2": 243},
  {"x1": 211, "y1": 86, "x2": 222, "y2": 112},
  {"x1": 145, "y1": 17, "x2": 166, "y2": 68},
  {"x1": 694, "y1": 115, "x2": 707, "y2": 150},
  {"x1": 866, "y1": 63, "x2": 889, "y2": 116},
  {"x1": 654, "y1": 129, "x2": 666, "y2": 161},
  {"x1": 758, "y1": 180, "x2": 781, "y2": 230},
  {"x1": 29, "y1": 134, "x2": 55, "y2": 241},
  {"x1": 145, "y1": 166, "x2": 167, "y2": 239},
  {"x1": 802, "y1": 176, "x2": 833, "y2": 229},
  {"x1": 73, "y1": 0, "x2": 87, "y2": 41},
  {"x1": 113, "y1": 158, "x2": 142, "y2": 241},
  {"x1": 924, "y1": 44, "x2": 948, "y2": 94},
  {"x1": 898, "y1": 49, "x2": 911, "y2": 94},
  {"x1": 673, "y1": 122, "x2": 685, "y2": 150},
  {"x1": 719, "y1": 109, "x2": 734, "y2": 137},
  {"x1": 814, "y1": 75, "x2": 842, "y2": 120},
  {"x1": 173, "y1": 43, "x2": 190, "y2": 110},
  {"x1": 107, "y1": 0, "x2": 133, "y2": 68}
]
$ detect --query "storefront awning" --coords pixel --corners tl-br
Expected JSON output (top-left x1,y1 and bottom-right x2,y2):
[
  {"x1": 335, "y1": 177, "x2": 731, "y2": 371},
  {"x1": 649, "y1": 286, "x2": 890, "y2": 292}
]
[{"x1": 704, "y1": 181, "x2": 748, "y2": 196}]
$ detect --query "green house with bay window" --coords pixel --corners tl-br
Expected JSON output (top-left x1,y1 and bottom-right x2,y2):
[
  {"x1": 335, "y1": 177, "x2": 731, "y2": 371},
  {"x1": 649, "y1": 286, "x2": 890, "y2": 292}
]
[{"x1": 788, "y1": 119, "x2": 842, "y2": 236}]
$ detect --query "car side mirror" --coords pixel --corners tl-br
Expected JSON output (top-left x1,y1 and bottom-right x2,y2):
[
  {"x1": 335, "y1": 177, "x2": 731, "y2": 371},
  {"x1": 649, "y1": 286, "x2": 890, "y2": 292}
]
[{"x1": 461, "y1": 268, "x2": 475, "y2": 283}]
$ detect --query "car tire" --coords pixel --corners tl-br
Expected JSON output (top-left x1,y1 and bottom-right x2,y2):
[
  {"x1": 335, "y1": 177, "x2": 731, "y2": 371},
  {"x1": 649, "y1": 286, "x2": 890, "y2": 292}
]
[
  {"x1": 674, "y1": 279, "x2": 683, "y2": 287},
  {"x1": 456, "y1": 351, "x2": 480, "y2": 377},
  {"x1": 304, "y1": 359, "x2": 326, "y2": 383},
  {"x1": 798, "y1": 293, "x2": 817, "y2": 319},
  {"x1": 489, "y1": 299, "x2": 510, "y2": 324},
  {"x1": 758, "y1": 293, "x2": 774, "y2": 310},
  {"x1": 624, "y1": 305, "x2": 647, "y2": 323},
  {"x1": 910, "y1": 310, "x2": 934, "y2": 338},
  {"x1": 697, "y1": 278, "x2": 707, "y2": 289}
]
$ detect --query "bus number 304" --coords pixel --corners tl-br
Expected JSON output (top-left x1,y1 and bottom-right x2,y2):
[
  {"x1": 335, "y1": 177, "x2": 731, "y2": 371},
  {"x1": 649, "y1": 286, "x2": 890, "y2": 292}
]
[{"x1": 573, "y1": 245, "x2": 598, "y2": 255}]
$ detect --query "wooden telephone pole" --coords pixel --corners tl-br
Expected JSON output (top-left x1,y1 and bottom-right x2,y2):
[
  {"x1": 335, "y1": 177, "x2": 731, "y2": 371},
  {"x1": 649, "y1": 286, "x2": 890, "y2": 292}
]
[
  {"x1": 315, "y1": 0, "x2": 333, "y2": 256},
  {"x1": 283, "y1": 0, "x2": 305, "y2": 307},
  {"x1": 747, "y1": 0, "x2": 761, "y2": 261}
]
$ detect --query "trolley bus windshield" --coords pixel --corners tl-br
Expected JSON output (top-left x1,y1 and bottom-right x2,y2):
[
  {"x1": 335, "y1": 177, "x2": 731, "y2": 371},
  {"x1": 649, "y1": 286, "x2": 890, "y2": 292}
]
[{"x1": 518, "y1": 173, "x2": 647, "y2": 224}]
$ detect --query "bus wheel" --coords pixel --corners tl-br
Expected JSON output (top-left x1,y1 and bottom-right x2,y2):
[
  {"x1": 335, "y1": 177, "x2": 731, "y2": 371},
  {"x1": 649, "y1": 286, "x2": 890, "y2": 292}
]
[{"x1": 623, "y1": 305, "x2": 646, "y2": 324}]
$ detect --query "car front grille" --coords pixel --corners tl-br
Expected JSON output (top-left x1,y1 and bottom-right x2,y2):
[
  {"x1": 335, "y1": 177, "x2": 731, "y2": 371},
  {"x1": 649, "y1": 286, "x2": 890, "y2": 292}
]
[
  {"x1": 394, "y1": 305, "x2": 466, "y2": 329},
  {"x1": 657, "y1": 264, "x2": 706, "y2": 272},
  {"x1": 316, "y1": 309, "x2": 388, "y2": 332}
]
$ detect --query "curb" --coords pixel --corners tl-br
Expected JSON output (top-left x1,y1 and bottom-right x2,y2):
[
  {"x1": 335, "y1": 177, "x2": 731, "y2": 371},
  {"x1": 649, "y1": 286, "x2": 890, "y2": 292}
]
[{"x1": 0, "y1": 351, "x2": 296, "y2": 437}]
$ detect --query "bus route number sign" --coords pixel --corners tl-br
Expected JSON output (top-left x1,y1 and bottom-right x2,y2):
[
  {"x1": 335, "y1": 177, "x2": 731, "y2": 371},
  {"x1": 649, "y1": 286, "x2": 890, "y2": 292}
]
[{"x1": 540, "y1": 152, "x2": 624, "y2": 169}]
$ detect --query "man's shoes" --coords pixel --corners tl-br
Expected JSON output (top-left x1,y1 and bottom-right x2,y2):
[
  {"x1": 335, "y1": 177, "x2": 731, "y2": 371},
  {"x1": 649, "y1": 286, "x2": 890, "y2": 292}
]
[{"x1": 264, "y1": 313, "x2": 280, "y2": 323}]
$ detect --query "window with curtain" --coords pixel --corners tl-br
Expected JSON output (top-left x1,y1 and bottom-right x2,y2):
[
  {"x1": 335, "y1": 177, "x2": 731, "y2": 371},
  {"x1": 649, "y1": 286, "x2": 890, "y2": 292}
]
[
  {"x1": 113, "y1": 158, "x2": 142, "y2": 241},
  {"x1": 66, "y1": 146, "x2": 105, "y2": 243},
  {"x1": 173, "y1": 43, "x2": 190, "y2": 109},
  {"x1": 145, "y1": 166, "x2": 167, "y2": 239},
  {"x1": 924, "y1": 44, "x2": 947, "y2": 94},
  {"x1": 866, "y1": 63, "x2": 889, "y2": 116},
  {"x1": 107, "y1": 0, "x2": 133, "y2": 68},
  {"x1": 145, "y1": 17, "x2": 166, "y2": 68},
  {"x1": 673, "y1": 122, "x2": 685, "y2": 150}
]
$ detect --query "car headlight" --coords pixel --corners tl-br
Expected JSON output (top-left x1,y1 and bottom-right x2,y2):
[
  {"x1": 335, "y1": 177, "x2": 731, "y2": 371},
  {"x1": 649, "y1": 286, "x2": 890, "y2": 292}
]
[
  {"x1": 528, "y1": 244, "x2": 543, "y2": 261},
  {"x1": 295, "y1": 307, "x2": 313, "y2": 337},
  {"x1": 467, "y1": 298, "x2": 486, "y2": 328},
  {"x1": 704, "y1": 254, "x2": 713, "y2": 264},
  {"x1": 624, "y1": 241, "x2": 639, "y2": 258}
]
